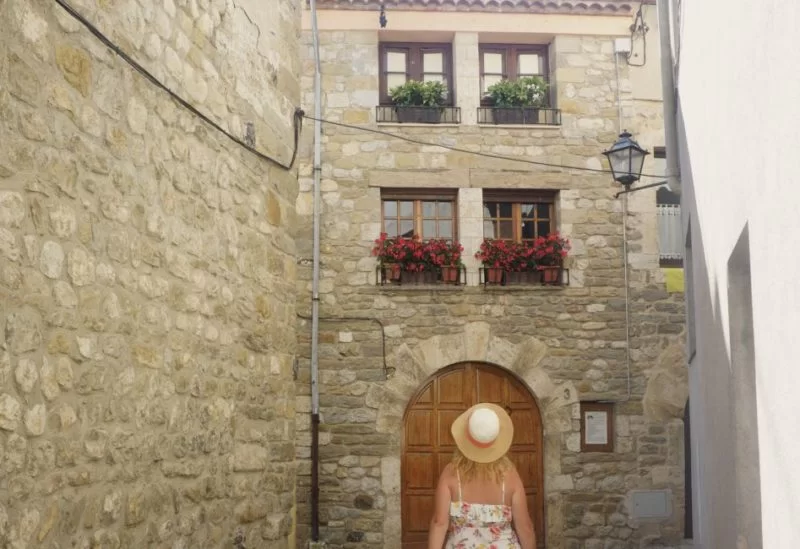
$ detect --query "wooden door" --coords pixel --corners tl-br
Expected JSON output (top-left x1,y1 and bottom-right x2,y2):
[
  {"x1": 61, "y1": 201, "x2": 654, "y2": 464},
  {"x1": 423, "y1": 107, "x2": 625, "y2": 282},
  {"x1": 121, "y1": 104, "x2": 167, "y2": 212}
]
[{"x1": 402, "y1": 362, "x2": 545, "y2": 548}]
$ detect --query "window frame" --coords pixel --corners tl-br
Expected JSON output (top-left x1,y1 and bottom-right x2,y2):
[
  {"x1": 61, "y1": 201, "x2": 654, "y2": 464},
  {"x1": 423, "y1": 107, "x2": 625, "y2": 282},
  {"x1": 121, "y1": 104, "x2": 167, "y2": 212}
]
[
  {"x1": 482, "y1": 190, "x2": 557, "y2": 242},
  {"x1": 380, "y1": 188, "x2": 459, "y2": 241},
  {"x1": 479, "y1": 44, "x2": 550, "y2": 106},
  {"x1": 378, "y1": 42, "x2": 454, "y2": 106}
]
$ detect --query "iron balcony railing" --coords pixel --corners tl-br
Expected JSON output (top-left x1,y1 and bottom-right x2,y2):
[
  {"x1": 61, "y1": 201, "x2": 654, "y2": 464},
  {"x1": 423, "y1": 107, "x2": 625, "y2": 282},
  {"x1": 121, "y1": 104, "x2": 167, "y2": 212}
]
[
  {"x1": 657, "y1": 203, "x2": 683, "y2": 266},
  {"x1": 374, "y1": 267, "x2": 570, "y2": 287},
  {"x1": 477, "y1": 106, "x2": 561, "y2": 126},
  {"x1": 376, "y1": 106, "x2": 461, "y2": 124},
  {"x1": 376, "y1": 266, "x2": 467, "y2": 286}
]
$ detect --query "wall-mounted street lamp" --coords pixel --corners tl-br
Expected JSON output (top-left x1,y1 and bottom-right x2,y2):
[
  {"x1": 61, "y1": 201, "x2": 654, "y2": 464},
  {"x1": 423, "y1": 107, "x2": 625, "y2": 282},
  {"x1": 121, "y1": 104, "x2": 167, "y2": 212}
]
[
  {"x1": 603, "y1": 130, "x2": 649, "y2": 187},
  {"x1": 379, "y1": 4, "x2": 387, "y2": 28},
  {"x1": 603, "y1": 130, "x2": 666, "y2": 198}
]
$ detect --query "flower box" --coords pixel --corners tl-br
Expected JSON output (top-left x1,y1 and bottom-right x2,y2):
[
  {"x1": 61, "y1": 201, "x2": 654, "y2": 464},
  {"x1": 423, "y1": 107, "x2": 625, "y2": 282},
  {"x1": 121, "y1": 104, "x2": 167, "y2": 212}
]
[
  {"x1": 505, "y1": 271, "x2": 540, "y2": 285},
  {"x1": 400, "y1": 270, "x2": 438, "y2": 285},
  {"x1": 373, "y1": 234, "x2": 464, "y2": 286},
  {"x1": 476, "y1": 233, "x2": 571, "y2": 287}
]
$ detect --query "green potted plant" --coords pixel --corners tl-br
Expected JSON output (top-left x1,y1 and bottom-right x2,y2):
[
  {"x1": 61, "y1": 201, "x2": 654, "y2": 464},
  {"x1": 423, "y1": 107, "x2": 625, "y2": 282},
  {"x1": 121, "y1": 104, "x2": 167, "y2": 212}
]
[
  {"x1": 389, "y1": 80, "x2": 448, "y2": 124},
  {"x1": 486, "y1": 76, "x2": 549, "y2": 125}
]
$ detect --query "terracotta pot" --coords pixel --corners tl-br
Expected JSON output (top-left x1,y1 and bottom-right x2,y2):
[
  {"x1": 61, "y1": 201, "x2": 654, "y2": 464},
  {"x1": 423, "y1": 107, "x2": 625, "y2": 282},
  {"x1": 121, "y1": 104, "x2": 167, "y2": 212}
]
[
  {"x1": 382, "y1": 263, "x2": 401, "y2": 282},
  {"x1": 485, "y1": 267, "x2": 504, "y2": 284},
  {"x1": 440, "y1": 266, "x2": 460, "y2": 284},
  {"x1": 540, "y1": 266, "x2": 561, "y2": 284}
]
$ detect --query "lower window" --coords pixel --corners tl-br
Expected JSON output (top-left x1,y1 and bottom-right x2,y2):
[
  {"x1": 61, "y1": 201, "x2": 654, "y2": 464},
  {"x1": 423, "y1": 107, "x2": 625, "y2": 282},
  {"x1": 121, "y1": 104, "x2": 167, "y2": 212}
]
[
  {"x1": 381, "y1": 189, "x2": 458, "y2": 240},
  {"x1": 482, "y1": 190, "x2": 556, "y2": 241}
]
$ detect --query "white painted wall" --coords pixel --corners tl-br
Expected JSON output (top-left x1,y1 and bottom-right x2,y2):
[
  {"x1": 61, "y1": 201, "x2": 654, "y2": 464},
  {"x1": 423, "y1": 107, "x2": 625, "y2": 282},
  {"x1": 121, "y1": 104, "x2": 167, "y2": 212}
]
[{"x1": 676, "y1": 0, "x2": 800, "y2": 547}]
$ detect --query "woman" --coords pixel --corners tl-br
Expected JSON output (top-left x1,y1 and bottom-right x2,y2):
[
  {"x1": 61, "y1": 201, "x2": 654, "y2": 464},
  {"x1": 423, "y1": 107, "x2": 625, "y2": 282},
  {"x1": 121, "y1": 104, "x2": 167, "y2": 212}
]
[{"x1": 427, "y1": 403, "x2": 537, "y2": 549}]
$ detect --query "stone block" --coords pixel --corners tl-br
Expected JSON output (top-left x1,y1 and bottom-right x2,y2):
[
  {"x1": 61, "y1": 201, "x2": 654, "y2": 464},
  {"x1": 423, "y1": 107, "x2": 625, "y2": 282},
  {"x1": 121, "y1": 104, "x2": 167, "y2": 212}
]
[{"x1": 55, "y1": 45, "x2": 92, "y2": 96}]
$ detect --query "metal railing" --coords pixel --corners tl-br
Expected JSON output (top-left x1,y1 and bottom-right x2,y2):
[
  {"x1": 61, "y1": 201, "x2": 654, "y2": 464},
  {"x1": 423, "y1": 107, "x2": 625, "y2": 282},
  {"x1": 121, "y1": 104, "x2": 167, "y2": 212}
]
[
  {"x1": 373, "y1": 267, "x2": 570, "y2": 287},
  {"x1": 479, "y1": 267, "x2": 569, "y2": 286},
  {"x1": 376, "y1": 106, "x2": 461, "y2": 124},
  {"x1": 376, "y1": 266, "x2": 466, "y2": 286},
  {"x1": 657, "y1": 203, "x2": 683, "y2": 266},
  {"x1": 477, "y1": 107, "x2": 561, "y2": 126}
]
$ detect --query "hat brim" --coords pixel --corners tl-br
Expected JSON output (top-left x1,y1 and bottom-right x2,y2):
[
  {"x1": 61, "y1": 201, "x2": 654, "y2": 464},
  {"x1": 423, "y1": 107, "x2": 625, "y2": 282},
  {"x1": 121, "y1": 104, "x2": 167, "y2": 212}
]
[{"x1": 451, "y1": 403, "x2": 514, "y2": 464}]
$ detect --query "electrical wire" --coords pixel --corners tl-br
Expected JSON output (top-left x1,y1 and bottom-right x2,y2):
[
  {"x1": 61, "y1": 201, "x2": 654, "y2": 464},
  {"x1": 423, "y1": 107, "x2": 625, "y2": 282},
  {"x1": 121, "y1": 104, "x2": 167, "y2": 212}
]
[
  {"x1": 53, "y1": 0, "x2": 662, "y2": 181},
  {"x1": 53, "y1": 0, "x2": 303, "y2": 171},
  {"x1": 626, "y1": 2, "x2": 648, "y2": 67},
  {"x1": 301, "y1": 114, "x2": 666, "y2": 180}
]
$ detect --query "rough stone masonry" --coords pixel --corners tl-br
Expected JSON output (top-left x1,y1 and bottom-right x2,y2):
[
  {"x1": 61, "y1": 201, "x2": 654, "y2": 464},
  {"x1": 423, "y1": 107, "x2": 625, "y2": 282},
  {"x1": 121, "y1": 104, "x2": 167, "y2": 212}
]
[
  {"x1": 0, "y1": 0, "x2": 300, "y2": 547},
  {"x1": 292, "y1": 26, "x2": 690, "y2": 549}
]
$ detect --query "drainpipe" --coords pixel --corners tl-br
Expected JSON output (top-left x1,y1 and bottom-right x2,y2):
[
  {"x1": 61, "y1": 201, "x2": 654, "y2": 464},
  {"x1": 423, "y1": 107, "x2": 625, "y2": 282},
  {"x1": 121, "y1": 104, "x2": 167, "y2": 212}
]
[
  {"x1": 309, "y1": 0, "x2": 323, "y2": 542},
  {"x1": 657, "y1": 0, "x2": 681, "y2": 194},
  {"x1": 612, "y1": 39, "x2": 633, "y2": 402}
]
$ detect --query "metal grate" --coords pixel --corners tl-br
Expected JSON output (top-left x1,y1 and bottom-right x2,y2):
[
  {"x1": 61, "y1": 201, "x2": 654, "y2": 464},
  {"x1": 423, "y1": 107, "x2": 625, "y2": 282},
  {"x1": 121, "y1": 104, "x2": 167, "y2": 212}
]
[
  {"x1": 376, "y1": 106, "x2": 461, "y2": 124},
  {"x1": 477, "y1": 107, "x2": 561, "y2": 126}
]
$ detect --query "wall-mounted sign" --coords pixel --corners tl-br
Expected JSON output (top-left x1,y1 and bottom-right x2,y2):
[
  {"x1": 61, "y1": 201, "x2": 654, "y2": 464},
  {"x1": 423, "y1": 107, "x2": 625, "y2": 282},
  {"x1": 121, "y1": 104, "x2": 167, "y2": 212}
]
[{"x1": 580, "y1": 402, "x2": 614, "y2": 452}]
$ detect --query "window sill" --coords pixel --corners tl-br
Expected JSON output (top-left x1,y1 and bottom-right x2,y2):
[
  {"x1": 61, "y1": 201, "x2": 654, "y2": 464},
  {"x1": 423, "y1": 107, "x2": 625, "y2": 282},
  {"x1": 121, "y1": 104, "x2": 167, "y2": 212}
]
[
  {"x1": 377, "y1": 284, "x2": 466, "y2": 291},
  {"x1": 478, "y1": 124, "x2": 562, "y2": 130},
  {"x1": 374, "y1": 284, "x2": 568, "y2": 292},
  {"x1": 377, "y1": 122, "x2": 461, "y2": 128},
  {"x1": 481, "y1": 285, "x2": 566, "y2": 291}
]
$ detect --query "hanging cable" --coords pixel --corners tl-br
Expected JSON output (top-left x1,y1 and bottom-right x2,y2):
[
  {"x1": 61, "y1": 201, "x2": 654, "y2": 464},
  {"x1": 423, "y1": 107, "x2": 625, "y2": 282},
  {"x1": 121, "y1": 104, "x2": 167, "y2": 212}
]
[
  {"x1": 54, "y1": 0, "x2": 663, "y2": 180},
  {"x1": 53, "y1": 0, "x2": 303, "y2": 171},
  {"x1": 626, "y1": 2, "x2": 648, "y2": 67},
  {"x1": 301, "y1": 114, "x2": 666, "y2": 180}
]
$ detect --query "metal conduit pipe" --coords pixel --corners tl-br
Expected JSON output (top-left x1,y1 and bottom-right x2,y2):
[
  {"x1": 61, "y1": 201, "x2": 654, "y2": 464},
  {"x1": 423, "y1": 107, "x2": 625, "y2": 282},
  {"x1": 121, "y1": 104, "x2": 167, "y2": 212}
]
[
  {"x1": 612, "y1": 41, "x2": 633, "y2": 402},
  {"x1": 308, "y1": 0, "x2": 323, "y2": 541}
]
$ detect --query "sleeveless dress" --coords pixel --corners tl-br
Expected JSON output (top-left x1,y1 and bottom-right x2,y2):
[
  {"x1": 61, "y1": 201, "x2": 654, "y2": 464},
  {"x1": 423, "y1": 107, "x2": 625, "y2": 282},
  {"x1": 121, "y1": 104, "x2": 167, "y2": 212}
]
[{"x1": 445, "y1": 470, "x2": 521, "y2": 549}]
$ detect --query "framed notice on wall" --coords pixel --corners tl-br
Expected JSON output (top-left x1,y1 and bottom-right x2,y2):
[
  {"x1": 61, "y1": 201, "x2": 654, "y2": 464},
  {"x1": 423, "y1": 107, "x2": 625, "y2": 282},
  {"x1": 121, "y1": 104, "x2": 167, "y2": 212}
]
[{"x1": 580, "y1": 402, "x2": 614, "y2": 453}]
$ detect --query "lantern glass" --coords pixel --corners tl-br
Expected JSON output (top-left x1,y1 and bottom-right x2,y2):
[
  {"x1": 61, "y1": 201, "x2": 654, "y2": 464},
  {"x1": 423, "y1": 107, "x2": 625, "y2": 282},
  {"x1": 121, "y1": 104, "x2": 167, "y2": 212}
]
[{"x1": 603, "y1": 131, "x2": 649, "y2": 186}]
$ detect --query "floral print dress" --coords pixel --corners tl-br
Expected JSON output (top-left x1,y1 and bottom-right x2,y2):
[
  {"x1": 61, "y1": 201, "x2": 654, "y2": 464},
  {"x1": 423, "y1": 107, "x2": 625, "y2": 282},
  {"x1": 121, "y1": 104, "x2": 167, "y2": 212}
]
[{"x1": 445, "y1": 470, "x2": 520, "y2": 549}]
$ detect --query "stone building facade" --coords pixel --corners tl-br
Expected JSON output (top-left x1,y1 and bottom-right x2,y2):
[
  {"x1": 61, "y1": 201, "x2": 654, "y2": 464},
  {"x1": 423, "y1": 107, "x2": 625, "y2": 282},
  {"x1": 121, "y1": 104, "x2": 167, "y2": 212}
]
[
  {"x1": 1, "y1": 0, "x2": 300, "y2": 547},
  {"x1": 295, "y1": 2, "x2": 689, "y2": 549}
]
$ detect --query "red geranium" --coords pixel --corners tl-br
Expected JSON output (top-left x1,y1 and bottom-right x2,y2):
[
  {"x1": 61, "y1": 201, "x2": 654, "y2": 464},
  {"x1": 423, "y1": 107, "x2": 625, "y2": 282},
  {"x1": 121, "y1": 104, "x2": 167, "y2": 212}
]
[
  {"x1": 533, "y1": 232, "x2": 570, "y2": 267},
  {"x1": 373, "y1": 233, "x2": 463, "y2": 272}
]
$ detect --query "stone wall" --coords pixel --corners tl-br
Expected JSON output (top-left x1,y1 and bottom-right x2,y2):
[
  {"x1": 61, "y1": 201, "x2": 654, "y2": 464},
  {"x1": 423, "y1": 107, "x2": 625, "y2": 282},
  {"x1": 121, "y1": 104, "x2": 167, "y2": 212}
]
[
  {"x1": 0, "y1": 0, "x2": 299, "y2": 547},
  {"x1": 295, "y1": 27, "x2": 688, "y2": 549}
]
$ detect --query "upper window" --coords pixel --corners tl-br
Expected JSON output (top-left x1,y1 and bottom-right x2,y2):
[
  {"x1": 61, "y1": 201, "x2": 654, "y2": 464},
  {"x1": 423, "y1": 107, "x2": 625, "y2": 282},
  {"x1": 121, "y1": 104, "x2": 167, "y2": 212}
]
[
  {"x1": 381, "y1": 189, "x2": 457, "y2": 241},
  {"x1": 482, "y1": 191, "x2": 556, "y2": 242},
  {"x1": 479, "y1": 45, "x2": 549, "y2": 103},
  {"x1": 379, "y1": 43, "x2": 453, "y2": 105}
]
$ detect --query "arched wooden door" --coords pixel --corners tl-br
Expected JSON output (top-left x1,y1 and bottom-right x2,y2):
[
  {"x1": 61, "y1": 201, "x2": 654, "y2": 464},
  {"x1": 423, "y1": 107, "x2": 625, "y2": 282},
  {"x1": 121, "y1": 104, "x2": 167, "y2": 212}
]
[{"x1": 402, "y1": 362, "x2": 545, "y2": 548}]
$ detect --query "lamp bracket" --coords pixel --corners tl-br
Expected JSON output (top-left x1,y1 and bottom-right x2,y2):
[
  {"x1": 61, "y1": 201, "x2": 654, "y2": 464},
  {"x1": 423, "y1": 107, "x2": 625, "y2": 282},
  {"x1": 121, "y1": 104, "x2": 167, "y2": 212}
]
[{"x1": 614, "y1": 180, "x2": 668, "y2": 199}]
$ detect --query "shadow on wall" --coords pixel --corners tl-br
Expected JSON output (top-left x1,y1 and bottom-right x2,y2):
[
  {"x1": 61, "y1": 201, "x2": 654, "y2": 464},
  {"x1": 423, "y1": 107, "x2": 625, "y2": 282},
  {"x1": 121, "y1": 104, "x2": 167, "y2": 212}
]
[{"x1": 680, "y1": 141, "x2": 763, "y2": 548}]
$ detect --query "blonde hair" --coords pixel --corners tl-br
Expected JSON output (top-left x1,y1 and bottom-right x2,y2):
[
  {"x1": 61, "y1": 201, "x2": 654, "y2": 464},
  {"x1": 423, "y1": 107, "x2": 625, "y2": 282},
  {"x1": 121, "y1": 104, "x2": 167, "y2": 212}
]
[{"x1": 451, "y1": 449, "x2": 514, "y2": 483}]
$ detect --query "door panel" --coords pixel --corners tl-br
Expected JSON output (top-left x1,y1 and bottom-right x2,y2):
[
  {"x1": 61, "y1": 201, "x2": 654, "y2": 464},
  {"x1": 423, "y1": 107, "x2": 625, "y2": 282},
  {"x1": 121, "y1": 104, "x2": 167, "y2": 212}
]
[{"x1": 402, "y1": 362, "x2": 545, "y2": 548}]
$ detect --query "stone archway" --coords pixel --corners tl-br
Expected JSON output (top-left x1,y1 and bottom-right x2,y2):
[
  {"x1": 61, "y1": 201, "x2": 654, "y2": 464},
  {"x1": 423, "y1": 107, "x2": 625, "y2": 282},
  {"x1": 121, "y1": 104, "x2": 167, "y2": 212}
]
[
  {"x1": 402, "y1": 362, "x2": 545, "y2": 548},
  {"x1": 364, "y1": 321, "x2": 579, "y2": 549}
]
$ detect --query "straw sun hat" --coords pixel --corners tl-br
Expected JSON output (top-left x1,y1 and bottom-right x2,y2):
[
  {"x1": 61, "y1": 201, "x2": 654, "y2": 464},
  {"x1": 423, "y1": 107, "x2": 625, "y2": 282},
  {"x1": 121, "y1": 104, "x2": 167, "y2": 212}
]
[{"x1": 451, "y1": 403, "x2": 514, "y2": 464}]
